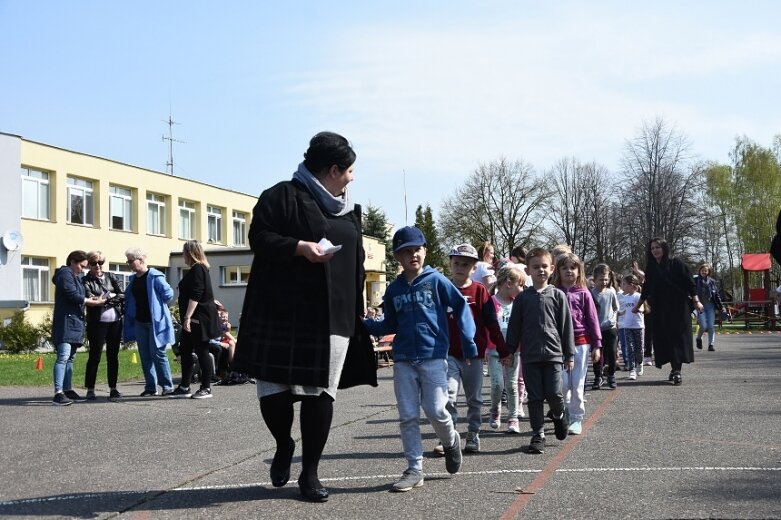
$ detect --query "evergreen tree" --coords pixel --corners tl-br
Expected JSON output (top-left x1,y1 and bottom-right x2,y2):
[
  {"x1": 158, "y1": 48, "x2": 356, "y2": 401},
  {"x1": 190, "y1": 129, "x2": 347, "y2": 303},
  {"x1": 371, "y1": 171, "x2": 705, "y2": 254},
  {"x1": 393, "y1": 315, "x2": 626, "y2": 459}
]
[
  {"x1": 362, "y1": 204, "x2": 399, "y2": 282},
  {"x1": 415, "y1": 204, "x2": 446, "y2": 269}
]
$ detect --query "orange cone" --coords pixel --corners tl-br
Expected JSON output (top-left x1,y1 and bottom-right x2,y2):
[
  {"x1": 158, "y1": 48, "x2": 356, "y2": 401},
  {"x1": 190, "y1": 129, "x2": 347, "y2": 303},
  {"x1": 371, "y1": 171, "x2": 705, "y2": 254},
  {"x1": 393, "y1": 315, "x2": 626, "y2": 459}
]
[
  {"x1": 35, "y1": 356, "x2": 43, "y2": 371},
  {"x1": 131, "y1": 352, "x2": 138, "y2": 364}
]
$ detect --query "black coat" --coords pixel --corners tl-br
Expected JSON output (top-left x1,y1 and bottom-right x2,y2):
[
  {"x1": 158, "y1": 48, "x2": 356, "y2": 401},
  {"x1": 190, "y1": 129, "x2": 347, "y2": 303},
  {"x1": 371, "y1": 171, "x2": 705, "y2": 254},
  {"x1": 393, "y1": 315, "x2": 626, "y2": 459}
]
[
  {"x1": 232, "y1": 180, "x2": 377, "y2": 390},
  {"x1": 178, "y1": 263, "x2": 221, "y2": 342},
  {"x1": 641, "y1": 257, "x2": 696, "y2": 367}
]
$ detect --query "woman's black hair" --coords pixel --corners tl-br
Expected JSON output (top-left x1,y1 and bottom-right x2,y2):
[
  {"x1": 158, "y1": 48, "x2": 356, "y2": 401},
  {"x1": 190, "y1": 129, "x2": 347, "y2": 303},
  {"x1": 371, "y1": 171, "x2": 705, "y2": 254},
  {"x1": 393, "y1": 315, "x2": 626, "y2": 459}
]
[
  {"x1": 66, "y1": 250, "x2": 88, "y2": 266},
  {"x1": 645, "y1": 237, "x2": 670, "y2": 267},
  {"x1": 303, "y1": 131, "x2": 356, "y2": 176}
]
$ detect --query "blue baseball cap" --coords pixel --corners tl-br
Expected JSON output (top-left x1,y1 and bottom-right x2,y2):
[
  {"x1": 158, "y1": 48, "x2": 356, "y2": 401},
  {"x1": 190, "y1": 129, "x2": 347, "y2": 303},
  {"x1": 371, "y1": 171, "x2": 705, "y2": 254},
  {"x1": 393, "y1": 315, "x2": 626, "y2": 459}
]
[{"x1": 392, "y1": 226, "x2": 427, "y2": 253}]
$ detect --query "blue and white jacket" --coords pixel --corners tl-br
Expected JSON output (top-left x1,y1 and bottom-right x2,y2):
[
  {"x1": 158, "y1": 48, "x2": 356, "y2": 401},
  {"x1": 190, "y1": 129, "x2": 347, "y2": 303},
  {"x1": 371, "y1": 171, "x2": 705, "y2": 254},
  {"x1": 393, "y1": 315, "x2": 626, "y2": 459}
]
[{"x1": 364, "y1": 266, "x2": 477, "y2": 362}]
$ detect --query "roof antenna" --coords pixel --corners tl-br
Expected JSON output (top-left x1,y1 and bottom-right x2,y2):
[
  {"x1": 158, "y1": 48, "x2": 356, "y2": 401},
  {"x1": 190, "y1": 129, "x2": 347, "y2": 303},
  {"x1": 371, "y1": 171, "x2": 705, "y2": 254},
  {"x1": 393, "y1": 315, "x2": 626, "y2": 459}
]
[
  {"x1": 403, "y1": 169, "x2": 408, "y2": 225},
  {"x1": 162, "y1": 108, "x2": 185, "y2": 175}
]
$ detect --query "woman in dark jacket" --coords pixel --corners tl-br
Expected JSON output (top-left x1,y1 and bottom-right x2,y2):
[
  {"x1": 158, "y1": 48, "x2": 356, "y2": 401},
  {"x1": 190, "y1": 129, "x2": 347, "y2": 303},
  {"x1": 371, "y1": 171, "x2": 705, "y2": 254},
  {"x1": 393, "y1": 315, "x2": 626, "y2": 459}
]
[
  {"x1": 170, "y1": 240, "x2": 220, "y2": 400},
  {"x1": 632, "y1": 238, "x2": 702, "y2": 385},
  {"x1": 52, "y1": 250, "x2": 105, "y2": 406},
  {"x1": 233, "y1": 132, "x2": 377, "y2": 502},
  {"x1": 82, "y1": 250, "x2": 125, "y2": 400}
]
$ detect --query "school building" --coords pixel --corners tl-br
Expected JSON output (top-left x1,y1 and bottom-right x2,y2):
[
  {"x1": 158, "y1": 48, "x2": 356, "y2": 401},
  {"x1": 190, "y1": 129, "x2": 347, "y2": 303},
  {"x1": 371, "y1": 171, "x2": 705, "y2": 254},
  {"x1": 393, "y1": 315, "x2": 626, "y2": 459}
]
[{"x1": 0, "y1": 132, "x2": 386, "y2": 329}]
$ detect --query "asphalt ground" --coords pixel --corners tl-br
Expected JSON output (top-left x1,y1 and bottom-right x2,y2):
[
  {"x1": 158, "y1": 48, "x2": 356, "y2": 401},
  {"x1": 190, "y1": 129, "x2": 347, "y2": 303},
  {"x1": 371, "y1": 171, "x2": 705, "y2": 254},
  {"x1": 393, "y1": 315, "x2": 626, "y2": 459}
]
[{"x1": 0, "y1": 333, "x2": 779, "y2": 520}]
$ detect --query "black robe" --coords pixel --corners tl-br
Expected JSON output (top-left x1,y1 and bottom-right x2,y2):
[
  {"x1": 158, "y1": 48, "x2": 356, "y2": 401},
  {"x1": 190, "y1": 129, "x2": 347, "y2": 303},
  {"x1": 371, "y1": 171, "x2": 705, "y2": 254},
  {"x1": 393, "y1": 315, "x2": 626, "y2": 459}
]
[
  {"x1": 232, "y1": 179, "x2": 377, "y2": 390},
  {"x1": 641, "y1": 257, "x2": 696, "y2": 368}
]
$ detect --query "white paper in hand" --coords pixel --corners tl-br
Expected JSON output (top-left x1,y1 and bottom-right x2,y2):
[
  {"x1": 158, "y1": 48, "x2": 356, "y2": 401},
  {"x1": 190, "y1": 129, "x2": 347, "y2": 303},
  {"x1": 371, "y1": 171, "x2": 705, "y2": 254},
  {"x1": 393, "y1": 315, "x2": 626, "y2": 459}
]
[{"x1": 317, "y1": 238, "x2": 342, "y2": 255}]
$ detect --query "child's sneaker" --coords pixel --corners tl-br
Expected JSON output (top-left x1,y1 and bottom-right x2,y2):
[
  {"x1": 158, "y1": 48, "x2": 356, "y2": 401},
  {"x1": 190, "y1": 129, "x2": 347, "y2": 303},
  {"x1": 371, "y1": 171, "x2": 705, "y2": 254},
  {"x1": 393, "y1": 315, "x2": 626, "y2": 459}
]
[
  {"x1": 628, "y1": 369, "x2": 637, "y2": 380},
  {"x1": 552, "y1": 411, "x2": 569, "y2": 440},
  {"x1": 591, "y1": 378, "x2": 602, "y2": 391},
  {"x1": 391, "y1": 469, "x2": 424, "y2": 492},
  {"x1": 568, "y1": 420, "x2": 583, "y2": 435},
  {"x1": 637, "y1": 365, "x2": 644, "y2": 376},
  {"x1": 528, "y1": 434, "x2": 545, "y2": 454},
  {"x1": 489, "y1": 409, "x2": 501, "y2": 429},
  {"x1": 607, "y1": 376, "x2": 617, "y2": 389},
  {"x1": 464, "y1": 431, "x2": 480, "y2": 453},
  {"x1": 506, "y1": 418, "x2": 520, "y2": 434},
  {"x1": 432, "y1": 443, "x2": 445, "y2": 456},
  {"x1": 443, "y1": 434, "x2": 462, "y2": 474}
]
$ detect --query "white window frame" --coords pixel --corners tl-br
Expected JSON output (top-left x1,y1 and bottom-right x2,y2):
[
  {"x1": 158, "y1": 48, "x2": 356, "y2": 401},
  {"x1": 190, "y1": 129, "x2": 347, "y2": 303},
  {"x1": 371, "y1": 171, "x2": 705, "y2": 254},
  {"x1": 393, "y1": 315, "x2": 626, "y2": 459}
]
[
  {"x1": 109, "y1": 185, "x2": 133, "y2": 231},
  {"x1": 67, "y1": 176, "x2": 94, "y2": 226},
  {"x1": 220, "y1": 265, "x2": 250, "y2": 286},
  {"x1": 107, "y1": 263, "x2": 132, "y2": 290},
  {"x1": 232, "y1": 210, "x2": 247, "y2": 246},
  {"x1": 146, "y1": 193, "x2": 166, "y2": 236},
  {"x1": 179, "y1": 200, "x2": 196, "y2": 240},
  {"x1": 21, "y1": 256, "x2": 51, "y2": 302},
  {"x1": 207, "y1": 205, "x2": 223, "y2": 244},
  {"x1": 21, "y1": 166, "x2": 50, "y2": 221}
]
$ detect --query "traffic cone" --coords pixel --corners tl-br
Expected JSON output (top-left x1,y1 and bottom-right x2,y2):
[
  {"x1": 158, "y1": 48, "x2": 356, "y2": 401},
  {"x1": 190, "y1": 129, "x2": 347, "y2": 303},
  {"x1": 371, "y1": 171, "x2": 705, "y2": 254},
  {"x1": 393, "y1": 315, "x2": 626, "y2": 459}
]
[
  {"x1": 35, "y1": 356, "x2": 43, "y2": 371},
  {"x1": 131, "y1": 352, "x2": 138, "y2": 364}
]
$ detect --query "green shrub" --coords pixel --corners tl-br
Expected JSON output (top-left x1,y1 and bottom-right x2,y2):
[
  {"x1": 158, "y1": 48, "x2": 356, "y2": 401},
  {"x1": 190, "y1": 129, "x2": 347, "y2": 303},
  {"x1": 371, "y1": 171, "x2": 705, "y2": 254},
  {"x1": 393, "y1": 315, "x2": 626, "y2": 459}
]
[{"x1": 0, "y1": 312, "x2": 43, "y2": 353}]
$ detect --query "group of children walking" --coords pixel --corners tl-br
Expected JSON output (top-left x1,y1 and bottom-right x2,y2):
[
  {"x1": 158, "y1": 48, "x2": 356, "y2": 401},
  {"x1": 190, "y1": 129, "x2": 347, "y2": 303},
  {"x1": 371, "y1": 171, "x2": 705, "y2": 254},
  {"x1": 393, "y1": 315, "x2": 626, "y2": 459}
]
[{"x1": 364, "y1": 227, "x2": 650, "y2": 492}]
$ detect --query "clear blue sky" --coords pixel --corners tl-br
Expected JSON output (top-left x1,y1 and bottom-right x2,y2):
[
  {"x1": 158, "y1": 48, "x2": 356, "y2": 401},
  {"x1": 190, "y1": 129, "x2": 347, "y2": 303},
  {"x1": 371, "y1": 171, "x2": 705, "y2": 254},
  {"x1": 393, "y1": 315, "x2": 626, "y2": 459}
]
[{"x1": 2, "y1": 1, "x2": 779, "y2": 229}]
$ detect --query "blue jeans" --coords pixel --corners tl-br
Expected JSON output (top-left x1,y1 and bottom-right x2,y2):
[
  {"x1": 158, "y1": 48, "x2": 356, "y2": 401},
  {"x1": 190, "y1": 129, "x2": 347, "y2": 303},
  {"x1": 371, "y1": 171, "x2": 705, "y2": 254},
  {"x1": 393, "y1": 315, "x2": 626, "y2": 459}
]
[
  {"x1": 446, "y1": 356, "x2": 484, "y2": 433},
  {"x1": 488, "y1": 350, "x2": 522, "y2": 419},
  {"x1": 135, "y1": 322, "x2": 173, "y2": 392},
  {"x1": 53, "y1": 342, "x2": 76, "y2": 394},
  {"x1": 621, "y1": 328, "x2": 644, "y2": 370},
  {"x1": 394, "y1": 359, "x2": 458, "y2": 472},
  {"x1": 697, "y1": 303, "x2": 716, "y2": 347}
]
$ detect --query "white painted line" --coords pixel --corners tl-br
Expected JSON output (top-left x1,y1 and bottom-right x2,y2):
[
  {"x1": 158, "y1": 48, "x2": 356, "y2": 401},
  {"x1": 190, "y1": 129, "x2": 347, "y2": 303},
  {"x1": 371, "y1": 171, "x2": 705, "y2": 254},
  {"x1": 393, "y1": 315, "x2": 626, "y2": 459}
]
[{"x1": 2, "y1": 466, "x2": 778, "y2": 507}]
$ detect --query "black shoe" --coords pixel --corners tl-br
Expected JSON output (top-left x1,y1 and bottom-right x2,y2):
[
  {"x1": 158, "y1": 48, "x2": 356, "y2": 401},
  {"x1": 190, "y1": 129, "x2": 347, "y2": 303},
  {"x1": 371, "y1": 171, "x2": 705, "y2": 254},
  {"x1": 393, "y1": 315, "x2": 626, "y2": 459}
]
[
  {"x1": 169, "y1": 386, "x2": 192, "y2": 398},
  {"x1": 696, "y1": 338, "x2": 703, "y2": 350},
  {"x1": 270, "y1": 438, "x2": 295, "y2": 487},
  {"x1": 64, "y1": 390, "x2": 87, "y2": 402},
  {"x1": 553, "y1": 411, "x2": 569, "y2": 440},
  {"x1": 161, "y1": 388, "x2": 176, "y2": 397},
  {"x1": 668, "y1": 371, "x2": 675, "y2": 382},
  {"x1": 607, "y1": 376, "x2": 617, "y2": 389},
  {"x1": 140, "y1": 389, "x2": 158, "y2": 397},
  {"x1": 708, "y1": 345, "x2": 715, "y2": 352},
  {"x1": 546, "y1": 409, "x2": 554, "y2": 421},
  {"x1": 109, "y1": 389, "x2": 123, "y2": 399},
  {"x1": 672, "y1": 372, "x2": 682, "y2": 385},
  {"x1": 298, "y1": 478, "x2": 328, "y2": 502},
  {"x1": 86, "y1": 390, "x2": 97, "y2": 401},
  {"x1": 591, "y1": 378, "x2": 602, "y2": 391},
  {"x1": 528, "y1": 434, "x2": 545, "y2": 454},
  {"x1": 52, "y1": 393, "x2": 72, "y2": 406},
  {"x1": 443, "y1": 433, "x2": 462, "y2": 474}
]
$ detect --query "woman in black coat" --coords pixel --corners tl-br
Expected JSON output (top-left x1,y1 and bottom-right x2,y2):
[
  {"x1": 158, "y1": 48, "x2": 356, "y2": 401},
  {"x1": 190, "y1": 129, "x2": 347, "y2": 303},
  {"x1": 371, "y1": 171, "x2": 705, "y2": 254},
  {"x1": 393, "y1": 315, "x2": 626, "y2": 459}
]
[
  {"x1": 233, "y1": 132, "x2": 376, "y2": 502},
  {"x1": 170, "y1": 240, "x2": 220, "y2": 399},
  {"x1": 632, "y1": 238, "x2": 702, "y2": 385}
]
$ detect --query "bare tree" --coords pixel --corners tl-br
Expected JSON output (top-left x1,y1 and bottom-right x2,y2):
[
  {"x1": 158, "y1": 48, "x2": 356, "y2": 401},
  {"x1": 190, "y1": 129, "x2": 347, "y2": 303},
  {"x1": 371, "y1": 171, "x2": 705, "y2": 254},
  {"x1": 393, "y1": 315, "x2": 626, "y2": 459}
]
[
  {"x1": 621, "y1": 117, "x2": 700, "y2": 256},
  {"x1": 439, "y1": 158, "x2": 549, "y2": 256}
]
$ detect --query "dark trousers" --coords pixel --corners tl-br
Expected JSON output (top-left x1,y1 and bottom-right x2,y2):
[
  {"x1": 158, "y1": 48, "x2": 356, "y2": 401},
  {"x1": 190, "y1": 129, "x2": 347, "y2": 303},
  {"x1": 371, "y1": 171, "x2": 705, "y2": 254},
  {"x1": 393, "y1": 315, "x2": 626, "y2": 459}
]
[
  {"x1": 594, "y1": 327, "x2": 618, "y2": 380},
  {"x1": 179, "y1": 325, "x2": 213, "y2": 390},
  {"x1": 644, "y1": 313, "x2": 654, "y2": 358},
  {"x1": 522, "y1": 361, "x2": 564, "y2": 436},
  {"x1": 84, "y1": 320, "x2": 122, "y2": 389}
]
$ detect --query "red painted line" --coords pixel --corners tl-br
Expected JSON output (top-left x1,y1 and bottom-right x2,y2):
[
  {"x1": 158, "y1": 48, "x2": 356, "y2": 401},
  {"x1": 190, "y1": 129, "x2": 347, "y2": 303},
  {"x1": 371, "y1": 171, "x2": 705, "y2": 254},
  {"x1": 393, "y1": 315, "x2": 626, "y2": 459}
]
[{"x1": 499, "y1": 389, "x2": 621, "y2": 520}]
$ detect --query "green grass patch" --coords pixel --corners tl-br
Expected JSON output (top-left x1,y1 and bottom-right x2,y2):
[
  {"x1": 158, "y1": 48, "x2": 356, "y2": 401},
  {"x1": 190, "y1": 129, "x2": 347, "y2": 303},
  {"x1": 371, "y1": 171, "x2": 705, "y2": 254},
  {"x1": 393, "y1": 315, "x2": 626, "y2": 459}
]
[{"x1": 0, "y1": 349, "x2": 180, "y2": 387}]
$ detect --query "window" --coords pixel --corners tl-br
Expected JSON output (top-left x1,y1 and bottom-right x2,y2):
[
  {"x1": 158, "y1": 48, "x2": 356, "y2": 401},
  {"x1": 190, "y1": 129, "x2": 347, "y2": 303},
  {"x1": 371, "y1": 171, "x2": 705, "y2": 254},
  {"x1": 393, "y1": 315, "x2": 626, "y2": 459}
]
[
  {"x1": 147, "y1": 193, "x2": 166, "y2": 236},
  {"x1": 221, "y1": 265, "x2": 251, "y2": 286},
  {"x1": 109, "y1": 185, "x2": 133, "y2": 231},
  {"x1": 67, "y1": 176, "x2": 94, "y2": 225},
  {"x1": 207, "y1": 205, "x2": 223, "y2": 243},
  {"x1": 232, "y1": 211, "x2": 247, "y2": 246},
  {"x1": 21, "y1": 257, "x2": 50, "y2": 302},
  {"x1": 107, "y1": 263, "x2": 132, "y2": 290},
  {"x1": 179, "y1": 200, "x2": 196, "y2": 239},
  {"x1": 21, "y1": 166, "x2": 50, "y2": 220}
]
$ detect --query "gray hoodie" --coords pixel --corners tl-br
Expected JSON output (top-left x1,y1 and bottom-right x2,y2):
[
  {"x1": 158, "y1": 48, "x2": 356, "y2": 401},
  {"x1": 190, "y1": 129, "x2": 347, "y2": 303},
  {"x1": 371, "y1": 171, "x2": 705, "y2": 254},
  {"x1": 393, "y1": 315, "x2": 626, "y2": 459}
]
[{"x1": 505, "y1": 284, "x2": 575, "y2": 364}]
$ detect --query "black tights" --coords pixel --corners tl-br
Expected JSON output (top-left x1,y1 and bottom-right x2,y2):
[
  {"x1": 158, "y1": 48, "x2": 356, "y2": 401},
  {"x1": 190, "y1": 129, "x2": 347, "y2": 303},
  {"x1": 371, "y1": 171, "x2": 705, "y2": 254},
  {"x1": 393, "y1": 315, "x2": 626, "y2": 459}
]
[{"x1": 260, "y1": 391, "x2": 334, "y2": 488}]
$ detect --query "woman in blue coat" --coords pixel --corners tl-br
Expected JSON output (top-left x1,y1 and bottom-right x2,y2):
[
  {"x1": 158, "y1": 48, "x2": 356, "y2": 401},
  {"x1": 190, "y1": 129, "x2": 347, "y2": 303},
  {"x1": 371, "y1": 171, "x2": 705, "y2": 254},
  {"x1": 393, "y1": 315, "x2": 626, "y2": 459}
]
[{"x1": 52, "y1": 250, "x2": 105, "y2": 406}]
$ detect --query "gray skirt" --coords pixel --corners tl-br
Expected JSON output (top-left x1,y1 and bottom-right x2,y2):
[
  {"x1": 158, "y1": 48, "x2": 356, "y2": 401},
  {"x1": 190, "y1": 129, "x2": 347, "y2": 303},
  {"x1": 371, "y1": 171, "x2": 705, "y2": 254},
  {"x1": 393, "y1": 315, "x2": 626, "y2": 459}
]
[{"x1": 256, "y1": 334, "x2": 349, "y2": 400}]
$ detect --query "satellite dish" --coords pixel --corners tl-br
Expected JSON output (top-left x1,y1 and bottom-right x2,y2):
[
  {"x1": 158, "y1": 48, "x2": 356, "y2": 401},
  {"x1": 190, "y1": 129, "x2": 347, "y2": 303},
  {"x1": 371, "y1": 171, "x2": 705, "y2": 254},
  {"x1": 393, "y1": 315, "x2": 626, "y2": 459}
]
[{"x1": 2, "y1": 230, "x2": 23, "y2": 251}]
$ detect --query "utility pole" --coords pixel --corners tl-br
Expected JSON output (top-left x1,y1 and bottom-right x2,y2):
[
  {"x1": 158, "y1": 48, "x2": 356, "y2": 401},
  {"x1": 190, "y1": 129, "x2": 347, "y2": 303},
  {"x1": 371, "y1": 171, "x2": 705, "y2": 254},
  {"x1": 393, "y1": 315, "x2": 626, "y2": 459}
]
[{"x1": 162, "y1": 112, "x2": 185, "y2": 175}]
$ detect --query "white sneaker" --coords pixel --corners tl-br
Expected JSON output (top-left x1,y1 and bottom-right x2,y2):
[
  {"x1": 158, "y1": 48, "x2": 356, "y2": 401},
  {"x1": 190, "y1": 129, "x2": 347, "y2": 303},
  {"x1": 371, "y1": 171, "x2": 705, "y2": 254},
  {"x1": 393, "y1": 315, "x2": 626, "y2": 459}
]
[
  {"x1": 568, "y1": 420, "x2": 583, "y2": 435},
  {"x1": 643, "y1": 357, "x2": 653, "y2": 366},
  {"x1": 628, "y1": 369, "x2": 637, "y2": 380},
  {"x1": 637, "y1": 365, "x2": 644, "y2": 376}
]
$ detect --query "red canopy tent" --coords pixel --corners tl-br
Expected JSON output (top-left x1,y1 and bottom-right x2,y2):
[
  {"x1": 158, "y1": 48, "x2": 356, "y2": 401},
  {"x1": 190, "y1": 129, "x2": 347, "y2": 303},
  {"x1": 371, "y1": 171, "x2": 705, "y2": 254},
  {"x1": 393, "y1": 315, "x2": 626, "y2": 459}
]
[{"x1": 738, "y1": 253, "x2": 775, "y2": 328}]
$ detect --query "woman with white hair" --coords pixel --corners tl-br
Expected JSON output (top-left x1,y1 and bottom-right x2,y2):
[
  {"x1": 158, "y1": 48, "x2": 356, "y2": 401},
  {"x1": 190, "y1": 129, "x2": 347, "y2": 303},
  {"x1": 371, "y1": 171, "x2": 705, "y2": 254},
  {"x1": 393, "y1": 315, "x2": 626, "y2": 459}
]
[{"x1": 123, "y1": 246, "x2": 176, "y2": 396}]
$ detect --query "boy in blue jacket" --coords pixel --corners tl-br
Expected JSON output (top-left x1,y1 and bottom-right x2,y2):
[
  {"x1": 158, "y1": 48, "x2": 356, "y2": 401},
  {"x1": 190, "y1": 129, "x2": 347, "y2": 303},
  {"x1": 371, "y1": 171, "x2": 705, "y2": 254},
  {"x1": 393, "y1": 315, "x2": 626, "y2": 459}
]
[{"x1": 364, "y1": 226, "x2": 477, "y2": 493}]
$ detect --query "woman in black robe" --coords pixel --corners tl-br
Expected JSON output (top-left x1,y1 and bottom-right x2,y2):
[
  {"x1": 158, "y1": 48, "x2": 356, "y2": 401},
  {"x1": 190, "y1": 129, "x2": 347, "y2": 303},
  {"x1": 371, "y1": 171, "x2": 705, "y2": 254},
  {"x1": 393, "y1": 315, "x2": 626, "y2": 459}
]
[{"x1": 632, "y1": 238, "x2": 702, "y2": 385}]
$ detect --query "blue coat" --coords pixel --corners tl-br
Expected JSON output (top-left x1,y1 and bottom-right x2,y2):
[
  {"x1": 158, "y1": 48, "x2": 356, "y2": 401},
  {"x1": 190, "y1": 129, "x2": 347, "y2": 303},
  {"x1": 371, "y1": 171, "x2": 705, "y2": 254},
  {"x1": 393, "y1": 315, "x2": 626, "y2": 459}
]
[
  {"x1": 123, "y1": 268, "x2": 175, "y2": 348},
  {"x1": 52, "y1": 266, "x2": 86, "y2": 345}
]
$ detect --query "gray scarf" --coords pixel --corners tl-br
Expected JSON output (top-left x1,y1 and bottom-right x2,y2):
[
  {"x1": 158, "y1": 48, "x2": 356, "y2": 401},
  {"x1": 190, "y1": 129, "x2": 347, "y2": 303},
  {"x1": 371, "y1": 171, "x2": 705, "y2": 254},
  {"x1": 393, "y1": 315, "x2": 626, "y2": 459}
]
[{"x1": 292, "y1": 162, "x2": 354, "y2": 217}]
